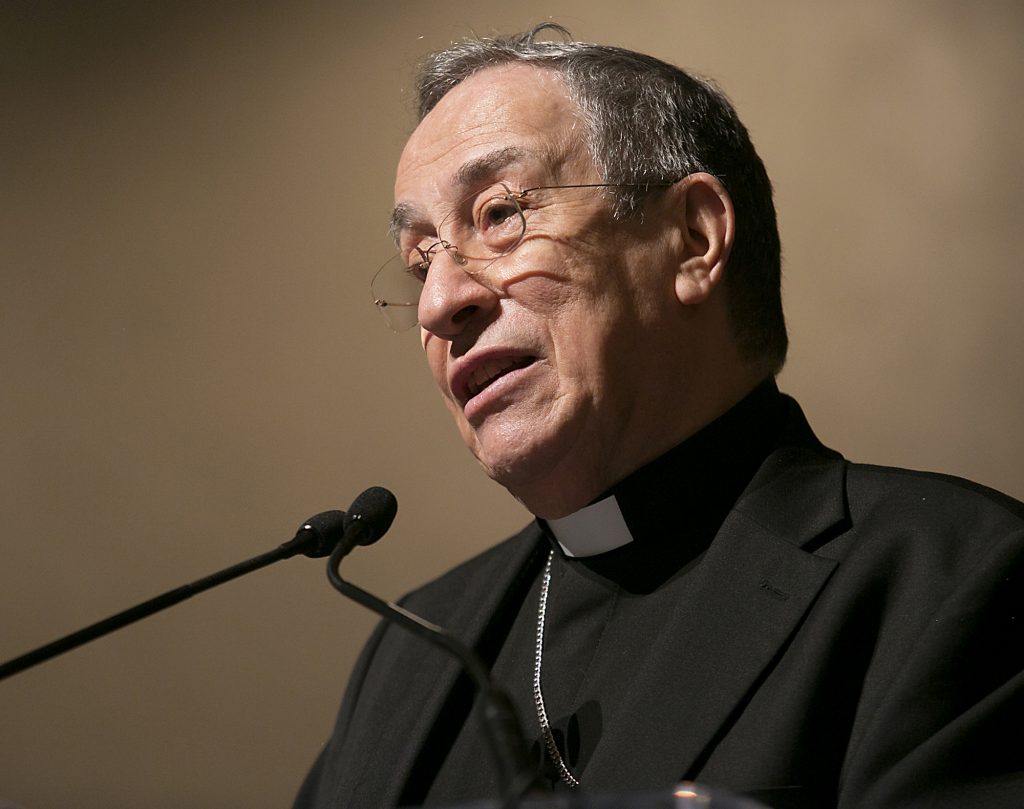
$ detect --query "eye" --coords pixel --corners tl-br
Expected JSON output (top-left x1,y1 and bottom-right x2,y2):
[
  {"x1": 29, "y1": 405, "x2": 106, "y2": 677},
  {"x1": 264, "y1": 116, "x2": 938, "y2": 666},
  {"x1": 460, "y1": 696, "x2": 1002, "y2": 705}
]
[
  {"x1": 480, "y1": 199, "x2": 519, "y2": 227},
  {"x1": 404, "y1": 245, "x2": 435, "y2": 283},
  {"x1": 474, "y1": 193, "x2": 524, "y2": 251}
]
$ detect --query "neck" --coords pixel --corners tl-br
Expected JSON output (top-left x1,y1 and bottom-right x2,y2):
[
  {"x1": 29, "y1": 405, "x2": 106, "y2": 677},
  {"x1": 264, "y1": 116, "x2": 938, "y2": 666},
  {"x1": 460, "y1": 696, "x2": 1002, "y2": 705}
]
[
  {"x1": 539, "y1": 377, "x2": 788, "y2": 592},
  {"x1": 512, "y1": 366, "x2": 771, "y2": 519}
]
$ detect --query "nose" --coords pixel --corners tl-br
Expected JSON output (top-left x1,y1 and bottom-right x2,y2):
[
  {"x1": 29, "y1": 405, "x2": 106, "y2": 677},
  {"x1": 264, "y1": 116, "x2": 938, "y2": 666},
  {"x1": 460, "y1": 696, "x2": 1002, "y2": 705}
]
[{"x1": 417, "y1": 251, "x2": 499, "y2": 340}]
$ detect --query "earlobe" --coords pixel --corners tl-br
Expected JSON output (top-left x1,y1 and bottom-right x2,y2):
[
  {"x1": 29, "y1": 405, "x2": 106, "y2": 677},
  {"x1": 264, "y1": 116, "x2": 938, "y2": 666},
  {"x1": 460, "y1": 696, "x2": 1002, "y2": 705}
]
[{"x1": 671, "y1": 173, "x2": 735, "y2": 306}]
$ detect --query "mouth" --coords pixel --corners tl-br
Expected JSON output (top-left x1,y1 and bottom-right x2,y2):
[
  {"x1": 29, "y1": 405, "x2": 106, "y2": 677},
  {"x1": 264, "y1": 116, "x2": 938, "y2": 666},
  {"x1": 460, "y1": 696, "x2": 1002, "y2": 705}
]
[{"x1": 454, "y1": 353, "x2": 537, "y2": 407}]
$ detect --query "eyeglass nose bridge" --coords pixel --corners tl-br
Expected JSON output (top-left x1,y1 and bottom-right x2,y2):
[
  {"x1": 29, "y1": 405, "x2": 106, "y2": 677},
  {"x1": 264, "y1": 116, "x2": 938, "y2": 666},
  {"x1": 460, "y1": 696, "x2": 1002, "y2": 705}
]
[{"x1": 433, "y1": 239, "x2": 469, "y2": 268}]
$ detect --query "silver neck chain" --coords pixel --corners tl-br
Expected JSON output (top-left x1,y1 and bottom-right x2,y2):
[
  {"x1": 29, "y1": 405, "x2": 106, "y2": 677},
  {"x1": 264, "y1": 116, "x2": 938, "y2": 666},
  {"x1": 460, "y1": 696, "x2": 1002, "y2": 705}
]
[{"x1": 532, "y1": 549, "x2": 581, "y2": 789}]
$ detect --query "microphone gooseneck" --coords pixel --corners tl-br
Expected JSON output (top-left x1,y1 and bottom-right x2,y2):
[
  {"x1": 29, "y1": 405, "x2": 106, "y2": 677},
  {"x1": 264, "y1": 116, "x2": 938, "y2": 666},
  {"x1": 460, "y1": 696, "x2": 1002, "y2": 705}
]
[
  {"x1": 327, "y1": 487, "x2": 538, "y2": 808},
  {"x1": 0, "y1": 506, "x2": 350, "y2": 683}
]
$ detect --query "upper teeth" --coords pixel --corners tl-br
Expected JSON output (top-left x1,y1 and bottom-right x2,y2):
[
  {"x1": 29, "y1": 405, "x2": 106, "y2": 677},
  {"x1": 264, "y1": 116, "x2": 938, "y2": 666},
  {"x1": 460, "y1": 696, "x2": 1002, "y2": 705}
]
[{"x1": 466, "y1": 357, "x2": 531, "y2": 399}]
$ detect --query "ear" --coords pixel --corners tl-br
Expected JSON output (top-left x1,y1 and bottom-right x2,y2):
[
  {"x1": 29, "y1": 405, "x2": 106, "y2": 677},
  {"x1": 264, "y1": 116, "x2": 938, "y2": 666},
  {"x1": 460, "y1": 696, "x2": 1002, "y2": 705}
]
[{"x1": 670, "y1": 172, "x2": 735, "y2": 306}]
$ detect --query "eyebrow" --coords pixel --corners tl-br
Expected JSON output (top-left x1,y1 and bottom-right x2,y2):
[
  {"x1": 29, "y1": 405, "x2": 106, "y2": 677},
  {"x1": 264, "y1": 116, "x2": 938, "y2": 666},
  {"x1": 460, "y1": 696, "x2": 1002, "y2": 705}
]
[
  {"x1": 388, "y1": 202, "x2": 423, "y2": 244},
  {"x1": 451, "y1": 146, "x2": 528, "y2": 191},
  {"x1": 388, "y1": 146, "x2": 534, "y2": 244}
]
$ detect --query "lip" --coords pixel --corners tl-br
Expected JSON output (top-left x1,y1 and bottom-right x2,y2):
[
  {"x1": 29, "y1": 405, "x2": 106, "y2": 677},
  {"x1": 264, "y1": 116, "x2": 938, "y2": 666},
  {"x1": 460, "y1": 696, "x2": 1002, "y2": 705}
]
[{"x1": 449, "y1": 347, "x2": 539, "y2": 411}]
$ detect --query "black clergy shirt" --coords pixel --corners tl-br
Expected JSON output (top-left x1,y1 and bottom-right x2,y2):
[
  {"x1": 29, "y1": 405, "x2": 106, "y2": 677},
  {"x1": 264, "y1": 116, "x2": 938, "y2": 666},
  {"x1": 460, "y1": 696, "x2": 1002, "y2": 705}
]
[{"x1": 413, "y1": 380, "x2": 788, "y2": 807}]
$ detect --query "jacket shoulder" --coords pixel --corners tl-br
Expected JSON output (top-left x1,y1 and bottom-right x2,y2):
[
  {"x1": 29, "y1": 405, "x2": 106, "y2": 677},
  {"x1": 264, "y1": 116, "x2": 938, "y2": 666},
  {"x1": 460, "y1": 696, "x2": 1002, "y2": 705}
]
[{"x1": 844, "y1": 462, "x2": 1024, "y2": 534}]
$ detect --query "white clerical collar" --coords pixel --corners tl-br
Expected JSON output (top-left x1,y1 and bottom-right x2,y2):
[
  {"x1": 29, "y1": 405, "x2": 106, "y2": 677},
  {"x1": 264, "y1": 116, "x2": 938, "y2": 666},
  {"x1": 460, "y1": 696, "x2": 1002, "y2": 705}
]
[{"x1": 544, "y1": 495, "x2": 634, "y2": 558}]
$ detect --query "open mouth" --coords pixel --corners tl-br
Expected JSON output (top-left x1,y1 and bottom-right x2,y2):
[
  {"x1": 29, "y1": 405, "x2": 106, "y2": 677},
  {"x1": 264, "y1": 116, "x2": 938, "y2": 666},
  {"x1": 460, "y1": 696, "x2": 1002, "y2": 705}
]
[{"x1": 464, "y1": 355, "x2": 536, "y2": 401}]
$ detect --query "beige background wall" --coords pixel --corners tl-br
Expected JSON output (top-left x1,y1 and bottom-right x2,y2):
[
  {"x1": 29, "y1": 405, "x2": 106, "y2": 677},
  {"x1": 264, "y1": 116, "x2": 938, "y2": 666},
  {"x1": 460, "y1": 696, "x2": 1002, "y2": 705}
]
[{"x1": 2, "y1": 2, "x2": 1022, "y2": 807}]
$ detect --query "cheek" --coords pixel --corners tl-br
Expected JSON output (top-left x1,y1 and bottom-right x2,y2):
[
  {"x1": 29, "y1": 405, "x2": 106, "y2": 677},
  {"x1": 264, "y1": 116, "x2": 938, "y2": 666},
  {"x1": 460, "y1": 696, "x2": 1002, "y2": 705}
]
[
  {"x1": 501, "y1": 245, "x2": 600, "y2": 321},
  {"x1": 422, "y1": 334, "x2": 450, "y2": 390}
]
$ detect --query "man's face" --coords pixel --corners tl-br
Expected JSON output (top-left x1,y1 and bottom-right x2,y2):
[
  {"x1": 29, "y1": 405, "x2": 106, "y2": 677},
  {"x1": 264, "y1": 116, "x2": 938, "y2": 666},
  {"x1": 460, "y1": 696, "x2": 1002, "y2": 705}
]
[{"x1": 393, "y1": 65, "x2": 685, "y2": 517}]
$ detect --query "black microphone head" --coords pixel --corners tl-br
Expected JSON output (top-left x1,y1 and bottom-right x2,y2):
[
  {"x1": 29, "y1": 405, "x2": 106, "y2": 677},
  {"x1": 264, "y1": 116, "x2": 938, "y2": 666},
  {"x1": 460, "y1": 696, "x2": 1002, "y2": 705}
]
[
  {"x1": 342, "y1": 486, "x2": 398, "y2": 547},
  {"x1": 296, "y1": 509, "x2": 347, "y2": 558}
]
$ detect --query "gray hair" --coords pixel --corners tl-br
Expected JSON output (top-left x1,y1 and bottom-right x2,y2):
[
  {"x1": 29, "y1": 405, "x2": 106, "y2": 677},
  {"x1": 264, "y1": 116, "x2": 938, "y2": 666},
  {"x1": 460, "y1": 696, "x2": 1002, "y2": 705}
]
[{"x1": 415, "y1": 24, "x2": 787, "y2": 373}]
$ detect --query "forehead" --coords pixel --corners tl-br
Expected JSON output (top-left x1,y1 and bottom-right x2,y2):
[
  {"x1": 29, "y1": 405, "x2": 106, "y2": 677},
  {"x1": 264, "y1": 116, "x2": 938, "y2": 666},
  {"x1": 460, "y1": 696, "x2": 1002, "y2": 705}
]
[{"x1": 394, "y1": 64, "x2": 586, "y2": 204}]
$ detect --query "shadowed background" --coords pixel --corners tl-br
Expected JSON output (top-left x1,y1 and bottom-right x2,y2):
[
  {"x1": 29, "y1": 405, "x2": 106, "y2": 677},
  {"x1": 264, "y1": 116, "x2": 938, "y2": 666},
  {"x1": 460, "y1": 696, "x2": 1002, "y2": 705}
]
[{"x1": 2, "y1": 2, "x2": 1022, "y2": 807}]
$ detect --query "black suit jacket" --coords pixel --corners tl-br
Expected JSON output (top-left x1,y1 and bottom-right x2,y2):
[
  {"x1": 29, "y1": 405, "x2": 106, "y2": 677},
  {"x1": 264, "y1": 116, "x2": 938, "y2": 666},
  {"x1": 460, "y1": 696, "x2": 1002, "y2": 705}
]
[{"x1": 295, "y1": 402, "x2": 1024, "y2": 808}]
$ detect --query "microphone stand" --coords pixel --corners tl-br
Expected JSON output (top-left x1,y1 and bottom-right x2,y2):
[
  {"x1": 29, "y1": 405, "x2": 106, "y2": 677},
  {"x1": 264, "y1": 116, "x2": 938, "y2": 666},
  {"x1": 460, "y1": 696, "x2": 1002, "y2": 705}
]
[
  {"x1": 327, "y1": 542, "x2": 538, "y2": 808},
  {"x1": 0, "y1": 511, "x2": 345, "y2": 683}
]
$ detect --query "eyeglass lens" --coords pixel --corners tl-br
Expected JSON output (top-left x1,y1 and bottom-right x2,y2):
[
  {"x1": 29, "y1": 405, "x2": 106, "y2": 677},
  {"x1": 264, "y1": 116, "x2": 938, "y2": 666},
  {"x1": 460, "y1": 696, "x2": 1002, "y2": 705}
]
[{"x1": 371, "y1": 184, "x2": 528, "y2": 331}]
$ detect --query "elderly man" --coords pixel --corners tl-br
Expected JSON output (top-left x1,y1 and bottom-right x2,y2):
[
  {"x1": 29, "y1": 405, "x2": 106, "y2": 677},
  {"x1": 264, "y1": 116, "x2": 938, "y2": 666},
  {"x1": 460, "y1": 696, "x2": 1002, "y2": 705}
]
[{"x1": 296, "y1": 27, "x2": 1023, "y2": 809}]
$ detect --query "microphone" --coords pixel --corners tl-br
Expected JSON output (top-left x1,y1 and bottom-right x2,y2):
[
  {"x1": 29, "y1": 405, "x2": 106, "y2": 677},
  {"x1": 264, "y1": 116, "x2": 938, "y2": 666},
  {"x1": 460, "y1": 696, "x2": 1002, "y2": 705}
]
[
  {"x1": 337, "y1": 485, "x2": 399, "y2": 556},
  {"x1": 0, "y1": 505, "x2": 350, "y2": 683},
  {"x1": 327, "y1": 487, "x2": 538, "y2": 807}
]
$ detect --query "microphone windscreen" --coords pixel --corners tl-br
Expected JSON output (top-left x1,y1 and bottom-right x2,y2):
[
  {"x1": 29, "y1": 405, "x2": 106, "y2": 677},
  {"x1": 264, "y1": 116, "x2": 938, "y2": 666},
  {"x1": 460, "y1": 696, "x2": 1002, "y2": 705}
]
[
  {"x1": 343, "y1": 486, "x2": 398, "y2": 546},
  {"x1": 298, "y1": 509, "x2": 347, "y2": 558}
]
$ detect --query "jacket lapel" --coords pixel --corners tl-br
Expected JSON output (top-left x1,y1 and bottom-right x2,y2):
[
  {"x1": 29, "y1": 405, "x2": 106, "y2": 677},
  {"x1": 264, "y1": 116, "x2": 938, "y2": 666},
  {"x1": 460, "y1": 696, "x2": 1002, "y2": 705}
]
[{"x1": 585, "y1": 443, "x2": 848, "y2": 792}]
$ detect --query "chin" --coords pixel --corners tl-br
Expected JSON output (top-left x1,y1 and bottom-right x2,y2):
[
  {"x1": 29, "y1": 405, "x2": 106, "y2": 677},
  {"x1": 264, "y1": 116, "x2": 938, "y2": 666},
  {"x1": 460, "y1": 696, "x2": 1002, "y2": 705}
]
[
  {"x1": 473, "y1": 431, "x2": 552, "y2": 480},
  {"x1": 471, "y1": 438, "x2": 548, "y2": 489}
]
